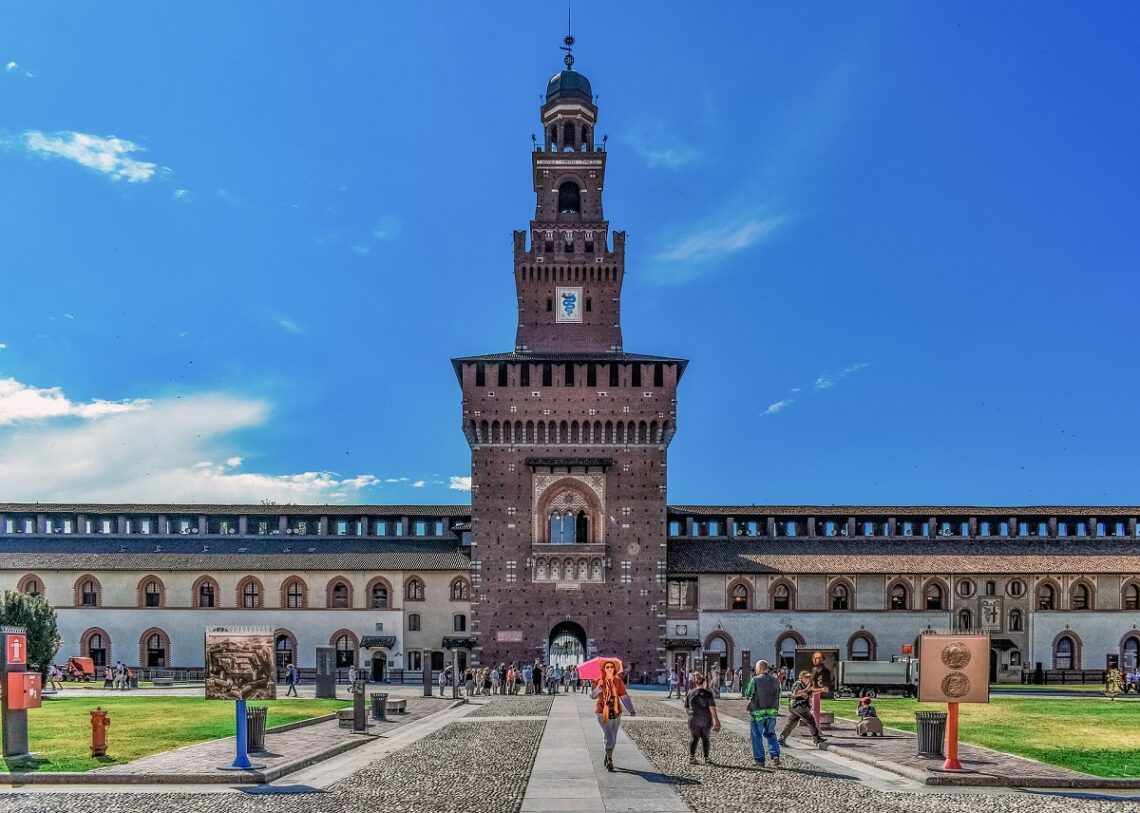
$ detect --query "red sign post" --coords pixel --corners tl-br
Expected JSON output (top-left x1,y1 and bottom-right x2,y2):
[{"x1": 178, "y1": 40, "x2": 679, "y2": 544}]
[{"x1": 2, "y1": 628, "x2": 35, "y2": 758}]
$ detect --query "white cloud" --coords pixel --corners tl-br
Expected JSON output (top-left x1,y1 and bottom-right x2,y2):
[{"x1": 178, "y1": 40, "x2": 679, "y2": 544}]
[
  {"x1": 351, "y1": 245, "x2": 372, "y2": 256},
  {"x1": 5, "y1": 62, "x2": 16, "y2": 72},
  {"x1": 172, "y1": 189, "x2": 190, "y2": 200},
  {"x1": 0, "y1": 377, "x2": 381, "y2": 502},
  {"x1": 371, "y1": 216, "x2": 401, "y2": 242},
  {"x1": 64, "y1": 313, "x2": 75, "y2": 320},
  {"x1": 23, "y1": 131, "x2": 165, "y2": 183},
  {"x1": 659, "y1": 217, "x2": 784, "y2": 264},
  {"x1": 272, "y1": 314, "x2": 303, "y2": 335},
  {"x1": 624, "y1": 124, "x2": 702, "y2": 169},
  {"x1": 448, "y1": 475, "x2": 472, "y2": 492},
  {"x1": 762, "y1": 399, "x2": 794, "y2": 416},
  {"x1": 412, "y1": 480, "x2": 425, "y2": 488},
  {"x1": 0, "y1": 343, "x2": 7, "y2": 350},
  {"x1": 0, "y1": 377, "x2": 150, "y2": 425},
  {"x1": 813, "y1": 363, "x2": 869, "y2": 391}
]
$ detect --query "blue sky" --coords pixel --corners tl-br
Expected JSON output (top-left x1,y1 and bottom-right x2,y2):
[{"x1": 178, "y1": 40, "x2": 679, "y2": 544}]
[{"x1": 1, "y1": 3, "x2": 1137, "y2": 506}]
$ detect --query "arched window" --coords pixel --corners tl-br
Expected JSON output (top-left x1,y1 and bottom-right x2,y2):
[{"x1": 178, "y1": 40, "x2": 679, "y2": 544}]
[
  {"x1": 17, "y1": 575, "x2": 41, "y2": 597},
  {"x1": 562, "y1": 122, "x2": 575, "y2": 149},
  {"x1": 1071, "y1": 583, "x2": 1091, "y2": 610},
  {"x1": 830, "y1": 583, "x2": 849, "y2": 610},
  {"x1": 1009, "y1": 609, "x2": 1023, "y2": 632},
  {"x1": 285, "y1": 579, "x2": 306, "y2": 609},
  {"x1": 275, "y1": 632, "x2": 295, "y2": 672},
  {"x1": 143, "y1": 578, "x2": 163, "y2": 608},
  {"x1": 450, "y1": 578, "x2": 471, "y2": 601},
  {"x1": 849, "y1": 634, "x2": 874, "y2": 661},
  {"x1": 957, "y1": 609, "x2": 972, "y2": 630},
  {"x1": 1125, "y1": 582, "x2": 1140, "y2": 611},
  {"x1": 1037, "y1": 583, "x2": 1056, "y2": 610},
  {"x1": 889, "y1": 583, "x2": 909, "y2": 610},
  {"x1": 76, "y1": 576, "x2": 101, "y2": 608},
  {"x1": 240, "y1": 578, "x2": 262, "y2": 609},
  {"x1": 731, "y1": 584, "x2": 749, "y2": 610},
  {"x1": 924, "y1": 582, "x2": 944, "y2": 611},
  {"x1": 558, "y1": 181, "x2": 580, "y2": 214},
  {"x1": 772, "y1": 583, "x2": 792, "y2": 611},
  {"x1": 330, "y1": 581, "x2": 350, "y2": 609},
  {"x1": 576, "y1": 510, "x2": 588, "y2": 544},
  {"x1": 1054, "y1": 635, "x2": 1075, "y2": 670},
  {"x1": 454, "y1": 614, "x2": 467, "y2": 632},
  {"x1": 195, "y1": 577, "x2": 218, "y2": 608},
  {"x1": 1123, "y1": 636, "x2": 1140, "y2": 670},
  {"x1": 333, "y1": 632, "x2": 356, "y2": 668},
  {"x1": 369, "y1": 579, "x2": 390, "y2": 609},
  {"x1": 83, "y1": 629, "x2": 109, "y2": 667},
  {"x1": 144, "y1": 629, "x2": 166, "y2": 665},
  {"x1": 406, "y1": 578, "x2": 425, "y2": 601}
]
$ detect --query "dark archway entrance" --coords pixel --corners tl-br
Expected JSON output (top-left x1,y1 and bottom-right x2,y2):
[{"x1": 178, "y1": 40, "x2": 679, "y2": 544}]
[
  {"x1": 548, "y1": 621, "x2": 587, "y2": 667},
  {"x1": 371, "y1": 652, "x2": 387, "y2": 682},
  {"x1": 990, "y1": 648, "x2": 998, "y2": 683}
]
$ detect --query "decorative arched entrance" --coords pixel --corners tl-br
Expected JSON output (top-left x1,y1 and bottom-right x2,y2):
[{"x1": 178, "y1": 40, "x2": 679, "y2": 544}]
[{"x1": 548, "y1": 621, "x2": 587, "y2": 667}]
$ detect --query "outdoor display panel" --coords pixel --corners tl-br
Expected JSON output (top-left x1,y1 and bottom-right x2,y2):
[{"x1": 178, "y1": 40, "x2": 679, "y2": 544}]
[
  {"x1": 794, "y1": 647, "x2": 839, "y2": 698},
  {"x1": 204, "y1": 628, "x2": 276, "y2": 701},
  {"x1": 918, "y1": 633, "x2": 990, "y2": 704}
]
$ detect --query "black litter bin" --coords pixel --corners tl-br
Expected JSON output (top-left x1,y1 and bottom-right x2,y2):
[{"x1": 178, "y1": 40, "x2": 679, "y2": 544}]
[
  {"x1": 371, "y1": 692, "x2": 389, "y2": 720},
  {"x1": 247, "y1": 706, "x2": 268, "y2": 751},
  {"x1": 915, "y1": 711, "x2": 947, "y2": 757}
]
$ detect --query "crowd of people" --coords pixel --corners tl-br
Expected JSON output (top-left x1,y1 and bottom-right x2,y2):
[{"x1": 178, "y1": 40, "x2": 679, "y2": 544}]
[{"x1": 438, "y1": 661, "x2": 591, "y2": 696}]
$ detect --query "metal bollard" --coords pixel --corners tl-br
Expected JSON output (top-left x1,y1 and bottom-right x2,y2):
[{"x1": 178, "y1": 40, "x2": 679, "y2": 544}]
[{"x1": 91, "y1": 707, "x2": 110, "y2": 757}]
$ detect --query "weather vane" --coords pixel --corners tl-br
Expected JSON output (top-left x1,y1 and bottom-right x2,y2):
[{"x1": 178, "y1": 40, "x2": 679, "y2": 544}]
[{"x1": 560, "y1": 3, "x2": 575, "y2": 69}]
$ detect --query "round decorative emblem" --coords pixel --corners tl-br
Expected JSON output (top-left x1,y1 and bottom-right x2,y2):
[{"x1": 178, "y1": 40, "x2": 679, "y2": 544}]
[
  {"x1": 942, "y1": 672, "x2": 970, "y2": 698},
  {"x1": 940, "y1": 641, "x2": 972, "y2": 669}
]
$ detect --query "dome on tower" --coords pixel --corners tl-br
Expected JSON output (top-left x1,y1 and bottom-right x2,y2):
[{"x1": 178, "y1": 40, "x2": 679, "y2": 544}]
[{"x1": 546, "y1": 69, "x2": 592, "y2": 103}]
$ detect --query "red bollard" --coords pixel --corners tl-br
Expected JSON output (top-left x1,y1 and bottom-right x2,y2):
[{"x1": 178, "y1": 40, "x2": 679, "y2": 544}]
[{"x1": 91, "y1": 707, "x2": 110, "y2": 757}]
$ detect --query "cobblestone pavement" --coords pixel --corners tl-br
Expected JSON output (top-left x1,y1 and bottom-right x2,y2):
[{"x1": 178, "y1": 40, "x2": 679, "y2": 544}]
[
  {"x1": 623, "y1": 718, "x2": 1140, "y2": 813},
  {"x1": 710, "y1": 698, "x2": 1104, "y2": 785},
  {"x1": 467, "y1": 695, "x2": 554, "y2": 717}
]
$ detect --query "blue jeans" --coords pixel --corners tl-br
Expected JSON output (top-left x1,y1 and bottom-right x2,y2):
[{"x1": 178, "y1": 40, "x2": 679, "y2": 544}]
[{"x1": 749, "y1": 716, "x2": 781, "y2": 763}]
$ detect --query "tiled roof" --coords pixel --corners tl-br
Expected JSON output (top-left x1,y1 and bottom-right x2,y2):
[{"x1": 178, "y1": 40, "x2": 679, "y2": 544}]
[
  {"x1": 0, "y1": 503, "x2": 473, "y2": 517},
  {"x1": 668, "y1": 505, "x2": 1140, "y2": 517},
  {"x1": 0, "y1": 538, "x2": 470, "y2": 571},
  {"x1": 666, "y1": 538, "x2": 1140, "y2": 576}
]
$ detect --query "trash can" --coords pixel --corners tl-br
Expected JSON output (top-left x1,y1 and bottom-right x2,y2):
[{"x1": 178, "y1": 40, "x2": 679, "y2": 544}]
[
  {"x1": 130, "y1": 675, "x2": 139, "y2": 690},
  {"x1": 371, "y1": 692, "x2": 389, "y2": 721},
  {"x1": 915, "y1": 711, "x2": 947, "y2": 757},
  {"x1": 247, "y1": 706, "x2": 268, "y2": 751}
]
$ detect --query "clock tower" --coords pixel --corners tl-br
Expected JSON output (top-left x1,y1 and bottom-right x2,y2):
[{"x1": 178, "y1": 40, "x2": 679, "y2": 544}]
[{"x1": 453, "y1": 38, "x2": 686, "y2": 679}]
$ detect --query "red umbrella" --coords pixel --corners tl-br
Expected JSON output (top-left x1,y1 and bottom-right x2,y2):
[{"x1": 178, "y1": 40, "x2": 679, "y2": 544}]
[{"x1": 577, "y1": 656, "x2": 624, "y2": 681}]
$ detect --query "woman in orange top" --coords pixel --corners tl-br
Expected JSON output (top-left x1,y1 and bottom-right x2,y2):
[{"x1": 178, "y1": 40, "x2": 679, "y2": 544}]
[{"x1": 590, "y1": 659, "x2": 636, "y2": 771}]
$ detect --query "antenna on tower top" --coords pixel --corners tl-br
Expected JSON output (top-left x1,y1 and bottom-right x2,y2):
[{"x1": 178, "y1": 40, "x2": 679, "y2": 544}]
[{"x1": 560, "y1": 2, "x2": 575, "y2": 69}]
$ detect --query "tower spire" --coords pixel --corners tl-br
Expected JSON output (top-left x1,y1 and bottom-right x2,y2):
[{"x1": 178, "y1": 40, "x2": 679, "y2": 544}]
[{"x1": 560, "y1": 3, "x2": 575, "y2": 70}]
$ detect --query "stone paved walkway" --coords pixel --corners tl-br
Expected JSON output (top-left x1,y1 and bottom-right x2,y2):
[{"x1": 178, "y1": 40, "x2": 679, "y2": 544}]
[{"x1": 520, "y1": 692, "x2": 688, "y2": 813}]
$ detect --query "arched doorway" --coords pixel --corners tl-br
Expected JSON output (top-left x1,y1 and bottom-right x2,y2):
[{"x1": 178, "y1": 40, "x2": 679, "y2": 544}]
[
  {"x1": 989, "y1": 648, "x2": 998, "y2": 683},
  {"x1": 548, "y1": 621, "x2": 587, "y2": 667},
  {"x1": 371, "y1": 651, "x2": 387, "y2": 682}
]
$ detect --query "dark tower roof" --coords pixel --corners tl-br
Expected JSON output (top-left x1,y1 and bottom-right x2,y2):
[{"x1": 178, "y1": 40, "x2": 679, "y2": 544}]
[{"x1": 546, "y1": 69, "x2": 592, "y2": 102}]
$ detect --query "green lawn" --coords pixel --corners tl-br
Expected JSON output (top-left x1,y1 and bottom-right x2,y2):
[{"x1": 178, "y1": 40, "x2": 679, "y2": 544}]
[
  {"x1": 823, "y1": 696, "x2": 1140, "y2": 778},
  {"x1": 2, "y1": 696, "x2": 349, "y2": 773}
]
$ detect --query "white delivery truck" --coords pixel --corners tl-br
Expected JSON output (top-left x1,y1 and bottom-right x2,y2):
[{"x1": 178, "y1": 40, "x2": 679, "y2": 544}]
[{"x1": 837, "y1": 658, "x2": 919, "y2": 697}]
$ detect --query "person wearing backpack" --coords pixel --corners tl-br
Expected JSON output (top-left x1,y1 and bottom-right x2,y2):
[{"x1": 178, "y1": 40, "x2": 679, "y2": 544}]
[{"x1": 741, "y1": 659, "x2": 782, "y2": 768}]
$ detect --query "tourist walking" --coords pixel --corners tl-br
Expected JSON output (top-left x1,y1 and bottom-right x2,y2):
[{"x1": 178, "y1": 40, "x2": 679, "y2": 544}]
[
  {"x1": 668, "y1": 668, "x2": 679, "y2": 699},
  {"x1": 591, "y1": 658, "x2": 635, "y2": 771},
  {"x1": 113, "y1": 661, "x2": 126, "y2": 690},
  {"x1": 285, "y1": 662, "x2": 299, "y2": 696},
  {"x1": 742, "y1": 659, "x2": 782, "y2": 767},
  {"x1": 779, "y1": 670, "x2": 827, "y2": 746},
  {"x1": 103, "y1": 665, "x2": 113, "y2": 689},
  {"x1": 684, "y1": 672, "x2": 721, "y2": 764},
  {"x1": 48, "y1": 664, "x2": 63, "y2": 691},
  {"x1": 438, "y1": 666, "x2": 448, "y2": 697}
]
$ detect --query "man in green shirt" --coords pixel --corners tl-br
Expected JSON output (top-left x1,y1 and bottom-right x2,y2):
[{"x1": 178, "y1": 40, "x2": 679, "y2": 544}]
[{"x1": 742, "y1": 659, "x2": 782, "y2": 767}]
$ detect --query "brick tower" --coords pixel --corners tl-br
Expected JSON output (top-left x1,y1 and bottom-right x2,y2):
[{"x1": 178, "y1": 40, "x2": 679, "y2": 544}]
[{"x1": 452, "y1": 40, "x2": 686, "y2": 680}]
